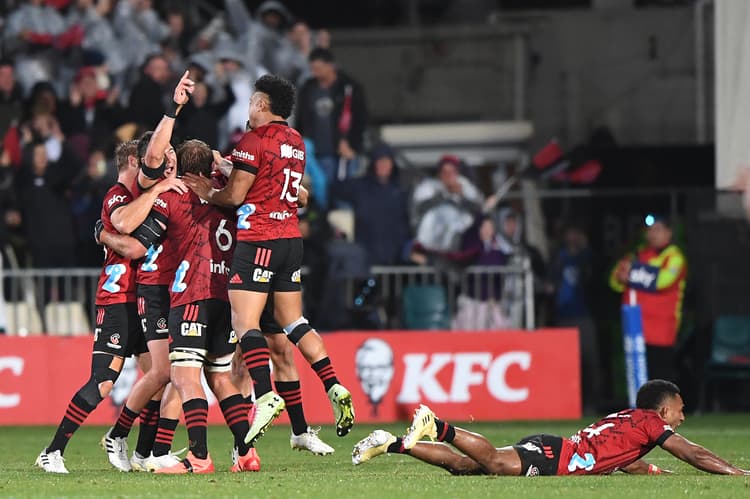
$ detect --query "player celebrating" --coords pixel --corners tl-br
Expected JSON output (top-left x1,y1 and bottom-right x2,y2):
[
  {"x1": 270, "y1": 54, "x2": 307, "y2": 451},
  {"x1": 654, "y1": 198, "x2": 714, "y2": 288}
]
[
  {"x1": 97, "y1": 133, "x2": 186, "y2": 472},
  {"x1": 184, "y1": 74, "x2": 354, "y2": 445},
  {"x1": 353, "y1": 379, "x2": 750, "y2": 476},
  {"x1": 35, "y1": 141, "x2": 143, "y2": 474}
]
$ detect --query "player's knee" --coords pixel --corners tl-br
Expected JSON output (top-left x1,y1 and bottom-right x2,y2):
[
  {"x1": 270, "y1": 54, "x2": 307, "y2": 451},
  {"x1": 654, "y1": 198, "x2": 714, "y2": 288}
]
[
  {"x1": 80, "y1": 365, "x2": 120, "y2": 406},
  {"x1": 169, "y1": 348, "x2": 206, "y2": 369},
  {"x1": 282, "y1": 317, "x2": 312, "y2": 345}
]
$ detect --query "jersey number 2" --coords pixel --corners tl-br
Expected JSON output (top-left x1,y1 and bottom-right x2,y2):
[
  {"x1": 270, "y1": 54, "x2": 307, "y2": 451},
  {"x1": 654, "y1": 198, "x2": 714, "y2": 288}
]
[{"x1": 103, "y1": 264, "x2": 126, "y2": 293}]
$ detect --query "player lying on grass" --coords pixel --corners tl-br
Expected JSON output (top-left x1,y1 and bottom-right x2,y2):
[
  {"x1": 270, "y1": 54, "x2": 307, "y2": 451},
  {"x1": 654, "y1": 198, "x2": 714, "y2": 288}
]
[{"x1": 353, "y1": 379, "x2": 750, "y2": 476}]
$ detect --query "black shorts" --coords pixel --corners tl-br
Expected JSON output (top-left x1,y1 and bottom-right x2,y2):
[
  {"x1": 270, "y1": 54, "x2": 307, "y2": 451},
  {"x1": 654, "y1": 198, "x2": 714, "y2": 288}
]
[
  {"x1": 93, "y1": 302, "x2": 145, "y2": 357},
  {"x1": 229, "y1": 239, "x2": 303, "y2": 293},
  {"x1": 513, "y1": 434, "x2": 563, "y2": 477},
  {"x1": 169, "y1": 299, "x2": 235, "y2": 357},
  {"x1": 137, "y1": 284, "x2": 170, "y2": 342}
]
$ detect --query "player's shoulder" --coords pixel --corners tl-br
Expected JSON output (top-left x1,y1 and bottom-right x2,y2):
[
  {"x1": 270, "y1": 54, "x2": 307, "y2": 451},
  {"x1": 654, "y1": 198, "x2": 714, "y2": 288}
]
[{"x1": 103, "y1": 182, "x2": 133, "y2": 207}]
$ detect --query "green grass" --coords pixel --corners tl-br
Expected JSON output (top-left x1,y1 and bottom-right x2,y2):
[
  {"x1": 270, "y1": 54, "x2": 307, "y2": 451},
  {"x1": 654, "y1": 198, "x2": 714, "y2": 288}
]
[{"x1": 1, "y1": 415, "x2": 749, "y2": 498}]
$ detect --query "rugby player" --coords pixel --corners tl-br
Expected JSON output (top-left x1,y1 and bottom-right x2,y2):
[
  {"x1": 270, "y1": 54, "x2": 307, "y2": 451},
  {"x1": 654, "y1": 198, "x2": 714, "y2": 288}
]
[
  {"x1": 184, "y1": 74, "x2": 355, "y2": 445},
  {"x1": 35, "y1": 140, "x2": 144, "y2": 473},
  {"x1": 352, "y1": 379, "x2": 750, "y2": 476},
  {"x1": 97, "y1": 132, "x2": 187, "y2": 472}
]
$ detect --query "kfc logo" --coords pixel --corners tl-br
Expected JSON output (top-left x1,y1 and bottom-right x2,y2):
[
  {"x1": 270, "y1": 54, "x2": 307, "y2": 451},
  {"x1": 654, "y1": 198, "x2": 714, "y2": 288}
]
[
  {"x1": 355, "y1": 338, "x2": 394, "y2": 416},
  {"x1": 0, "y1": 357, "x2": 23, "y2": 408},
  {"x1": 396, "y1": 351, "x2": 531, "y2": 403}
]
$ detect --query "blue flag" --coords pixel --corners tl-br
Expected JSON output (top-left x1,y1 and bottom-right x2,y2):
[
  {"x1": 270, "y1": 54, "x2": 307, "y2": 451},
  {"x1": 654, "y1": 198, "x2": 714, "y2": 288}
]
[{"x1": 621, "y1": 302, "x2": 649, "y2": 408}]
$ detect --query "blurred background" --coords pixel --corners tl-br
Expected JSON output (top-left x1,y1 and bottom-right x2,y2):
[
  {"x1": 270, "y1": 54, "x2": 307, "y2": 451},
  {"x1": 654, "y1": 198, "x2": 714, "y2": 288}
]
[{"x1": 1, "y1": 0, "x2": 749, "y2": 421}]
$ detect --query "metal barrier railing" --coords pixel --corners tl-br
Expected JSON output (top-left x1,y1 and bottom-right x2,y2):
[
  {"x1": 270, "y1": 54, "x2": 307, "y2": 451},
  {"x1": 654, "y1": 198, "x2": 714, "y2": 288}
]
[{"x1": 0, "y1": 261, "x2": 534, "y2": 336}]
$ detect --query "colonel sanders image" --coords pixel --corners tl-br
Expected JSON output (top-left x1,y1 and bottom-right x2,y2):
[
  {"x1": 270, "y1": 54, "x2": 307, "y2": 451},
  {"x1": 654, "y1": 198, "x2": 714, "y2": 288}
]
[{"x1": 356, "y1": 338, "x2": 394, "y2": 416}]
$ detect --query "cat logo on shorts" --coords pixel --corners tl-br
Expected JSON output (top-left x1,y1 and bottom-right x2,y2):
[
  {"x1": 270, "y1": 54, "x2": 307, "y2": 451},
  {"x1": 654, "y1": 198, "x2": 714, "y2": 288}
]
[
  {"x1": 292, "y1": 269, "x2": 301, "y2": 283},
  {"x1": 252, "y1": 268, "x2": 274, "y2": 283},
  {"x1": 181, "y1": 322, "x2": 205, "y2": 337}
]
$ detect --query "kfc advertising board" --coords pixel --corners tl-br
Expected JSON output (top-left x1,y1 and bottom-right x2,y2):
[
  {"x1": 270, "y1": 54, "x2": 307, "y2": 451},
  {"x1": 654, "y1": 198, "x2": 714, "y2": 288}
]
[{"x1": 0, "y1": 329, "x2": 580, "y2": 425}]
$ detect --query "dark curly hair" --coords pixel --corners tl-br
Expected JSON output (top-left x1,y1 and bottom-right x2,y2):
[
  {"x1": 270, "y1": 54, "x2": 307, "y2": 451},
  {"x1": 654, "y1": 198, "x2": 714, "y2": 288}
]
[
  {"x1": 636, "y1": 379, "x2": 680, "y2": 410},
  {"x1": 254, "y1": 74, "x2": 296, "y2": 119}
]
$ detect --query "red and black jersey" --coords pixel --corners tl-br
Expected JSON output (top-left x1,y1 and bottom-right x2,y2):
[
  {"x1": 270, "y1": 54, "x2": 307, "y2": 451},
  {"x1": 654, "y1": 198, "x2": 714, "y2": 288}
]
[
  {"x1": 130, "y1": 180, "x2": 180, "y2": 286},
  {"x1": 558, "y1": 409, "x2": 674, "y2": 475},
  {"x1": 152, "y1": 188, "x2": 236, "y2": 307},
  {"x1": 95, "y1": 183, "x2": 139, "y2": 305},
  {"x1": 230, "y1": 121, "x2": 303, "y2": 242}
]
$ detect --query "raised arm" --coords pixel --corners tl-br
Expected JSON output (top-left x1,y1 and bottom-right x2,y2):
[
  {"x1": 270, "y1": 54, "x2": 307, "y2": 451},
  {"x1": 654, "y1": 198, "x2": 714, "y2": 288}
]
[{"x1": 661, "y1": 433, "x2": 749, "y2": 475}]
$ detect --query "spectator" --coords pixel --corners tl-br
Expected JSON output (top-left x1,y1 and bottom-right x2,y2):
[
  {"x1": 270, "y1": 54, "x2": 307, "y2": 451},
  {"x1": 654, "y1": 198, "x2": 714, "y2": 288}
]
[
  {"x1": 495, "y1": 206, "x2": 547, "y2": 328},
  {"x1": 17, "y1": 139, "x2": 77, "y2": 269},
  {"x1": 66, "y1": 0, "x2": 127, "y2": 79},
  {"x1": 58, "y1": 66, "x2": 123, "y2": 159},
  {"x1": 287, "y1": 20, "x2": 330, "y2": 86},
  {"x1": 24, "y1": 80, "x2": 60, "y2": 120},
  {"x1": 547, "y1": 222, "x2": 601, "y2": 414},
  {"x1": 0, "y1": 59, "x2": 23, "y2": 140},
  {"x1": 410, "y1": 154, "x2": 483, "y2": 257},
  {"x1": 452, "y1": 215, "x2": 512, "y2": 330},
  {"x1": 297, "y1": 47, "x2": 368, "y2": 185},
  {"x1": 175, "y1": 80, "x2": 235, "y2": 148},
  {"x1": 70, "y1": 147, "x2": 113, "y2": 267},
  {"x1": 127, "y1": 53, "x2": 171, "y2": 130},
  {"x1": 609, "y1": 214, "x2": 687, "y2": 382},
  {"x1": 331, "y1": 143, "x2": 410, "y2": 266}
]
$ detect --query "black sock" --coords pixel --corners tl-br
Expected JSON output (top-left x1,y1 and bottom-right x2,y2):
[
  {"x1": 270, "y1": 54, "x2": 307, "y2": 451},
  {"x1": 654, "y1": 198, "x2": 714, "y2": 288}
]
[
  {"x1": 219, "y1": 394, "x2": 252, "y2": 455},
  {"x1": 239, "y1": 331, "x2": 272, "y2": 396},
  {"x1": 48, "y1": 393, "x2": 97, "y2": 453},
  {"x1": 183, "y1": 398, "x2": 209, "y2": 459},
  {"x1": 152, "y1": 417, "x2": 179, "y2": 457},
  {"x1": 276, "y1": 380, "x2": 307, "y2": 435},
  {"x1": 435, "y1": 419, "x2": 456, "y2": 443},
  {"x1": 387, "y1": 437, "x2": 408, "y2": 454},
  {"x1": 311, "y1": 357, "x2": 339, "y2": 392},
  {"x1": 110, "y1": 405, "x2": 139, "y2": 438},
  {"x1": 135, "y1": 399, "x2": 160, "y2": 457}
]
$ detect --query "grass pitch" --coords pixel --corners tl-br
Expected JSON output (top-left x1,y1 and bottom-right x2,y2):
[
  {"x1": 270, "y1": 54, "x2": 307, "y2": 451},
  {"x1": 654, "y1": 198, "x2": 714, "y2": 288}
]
[{"x1": 1, "y1": 414, "x2": 749, "y2": 498}]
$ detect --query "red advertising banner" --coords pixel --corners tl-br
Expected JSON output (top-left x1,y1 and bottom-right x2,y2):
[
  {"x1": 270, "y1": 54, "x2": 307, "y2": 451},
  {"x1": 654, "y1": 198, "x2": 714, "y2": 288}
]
[{"x1": 0, "y1": 329, "x2": 580, "y2": 426}]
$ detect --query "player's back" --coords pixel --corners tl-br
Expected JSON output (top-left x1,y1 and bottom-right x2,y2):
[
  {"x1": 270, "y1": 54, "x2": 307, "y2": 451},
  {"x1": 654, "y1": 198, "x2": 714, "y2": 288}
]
[
  {"x1": 96, "y1": 183, "x2": 138, "y2": 305},
  {"x1": 231, "y1": 122, "x2": 303, "y2": 242},
  {"x1": 560, "y1": 408, "x2": 674, "y2": 475},
  {"x1": 154, "y1": 189, "x2": 235, "y2": 307}
]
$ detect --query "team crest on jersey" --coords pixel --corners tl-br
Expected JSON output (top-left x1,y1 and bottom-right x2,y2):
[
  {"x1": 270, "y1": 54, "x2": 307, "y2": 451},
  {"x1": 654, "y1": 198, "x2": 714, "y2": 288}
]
[{"x1": 107, "y1": 333, "x2": 122, "y2": 349}]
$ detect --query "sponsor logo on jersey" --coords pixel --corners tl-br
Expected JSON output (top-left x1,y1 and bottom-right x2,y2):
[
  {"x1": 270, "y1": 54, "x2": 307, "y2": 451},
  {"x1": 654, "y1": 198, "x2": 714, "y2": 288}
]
[
  {"x1": 232, "y1": 149, "x2": 255, "y2": 162},
  {"x1": 107, "y1": 194, "x2": 128, "y2": 207},
  {"x1": 107, "y1": 333, "x2": 122, "y2": 350},
  {"x1": 181, "y1": 322, "x2": 205, "y2": 337},
  {"x1": 269, "y1": 210, "x2": 292, "y2": 220},
  {"x1": 210, "y1": 259, "x2": 230, "y2": 275},
  {"x1": 628, "y1": 266, "x2": 656, "y2": 288},
  {"x1": 153, "y1": 198, "x2": 167, "y2": 209},
  {"x1": 280, "y1": 143, "x2": 304, "y2": 160},
  {"x1": 292, "y1": 269, "x2": 301, "y2": 283},
  {"x1": 253, "y1": 268, "x2": 274, "y2": 283}
]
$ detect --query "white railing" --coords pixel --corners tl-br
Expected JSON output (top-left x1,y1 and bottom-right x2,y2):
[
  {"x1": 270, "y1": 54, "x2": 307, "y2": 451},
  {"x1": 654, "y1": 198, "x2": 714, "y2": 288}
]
[{"x1": 0, "y1": 261, "x2": 534, "y2": 336}]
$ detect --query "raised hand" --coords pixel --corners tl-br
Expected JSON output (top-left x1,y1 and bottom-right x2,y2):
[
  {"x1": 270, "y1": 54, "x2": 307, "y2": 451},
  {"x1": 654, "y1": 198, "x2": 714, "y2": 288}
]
[{"x1": 173, "y1": 70, "x2": 195, "y2": 106}]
